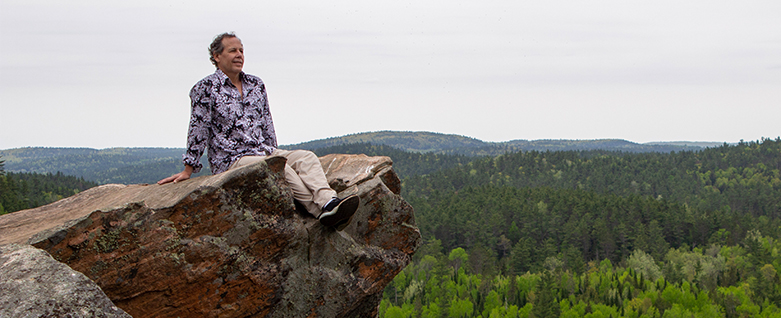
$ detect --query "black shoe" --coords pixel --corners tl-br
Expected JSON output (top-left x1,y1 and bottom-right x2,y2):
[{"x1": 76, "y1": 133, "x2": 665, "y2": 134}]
[{"x1": 319, "y1": 194, "x2": 360, "y2": 229}]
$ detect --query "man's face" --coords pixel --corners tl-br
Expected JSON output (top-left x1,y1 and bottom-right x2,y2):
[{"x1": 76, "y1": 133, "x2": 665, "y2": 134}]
[{"x1": 214, "y1": 37, "x2": 244, "y2": 76}]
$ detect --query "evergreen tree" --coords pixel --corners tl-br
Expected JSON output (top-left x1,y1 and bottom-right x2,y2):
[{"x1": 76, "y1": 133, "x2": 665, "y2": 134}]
[{"x1": 531, "y1": 271, "x2": 560, "y2": 318}]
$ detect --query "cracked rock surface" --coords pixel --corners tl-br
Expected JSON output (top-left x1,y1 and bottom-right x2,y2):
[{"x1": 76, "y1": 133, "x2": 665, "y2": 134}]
[{"x1": 0, "y1": 154, "x2": 420, "y2": 318}]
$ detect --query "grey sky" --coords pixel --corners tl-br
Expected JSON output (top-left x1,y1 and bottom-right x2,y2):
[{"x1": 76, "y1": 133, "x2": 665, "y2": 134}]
[{"x1": 1, "y1": 0, "x2": 779, "y2": 149}]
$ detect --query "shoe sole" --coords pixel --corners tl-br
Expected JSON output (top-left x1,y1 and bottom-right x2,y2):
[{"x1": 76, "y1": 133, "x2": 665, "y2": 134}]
[
  {"x1": 320, "y1": 195, "x2": 360, "y2": 228},
  {"x1": 334, "y1": 213, "x2": 356, "y2": 231}
]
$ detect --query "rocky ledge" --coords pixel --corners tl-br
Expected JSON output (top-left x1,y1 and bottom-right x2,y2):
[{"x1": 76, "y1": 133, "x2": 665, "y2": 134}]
[{"x1": 0, "y1": 154, "x2": 420, "y2": 318}]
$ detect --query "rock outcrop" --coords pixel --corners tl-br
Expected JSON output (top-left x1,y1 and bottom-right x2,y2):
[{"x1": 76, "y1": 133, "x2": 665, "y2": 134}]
[
  {"x1": 0, "y1": 154, "x2": 420, "y2": 318},
  {"x1": 0, "y1": 243, "x2": 132, "y2": 318}
]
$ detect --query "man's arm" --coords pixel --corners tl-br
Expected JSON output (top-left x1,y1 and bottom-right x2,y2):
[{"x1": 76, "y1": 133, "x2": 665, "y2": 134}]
[
  {"x1": 159, "y1": 80, "x2": 212, "y2": 185},
  {"x1": 157, "y1": 164, "x2": 194, "y2": 185}
]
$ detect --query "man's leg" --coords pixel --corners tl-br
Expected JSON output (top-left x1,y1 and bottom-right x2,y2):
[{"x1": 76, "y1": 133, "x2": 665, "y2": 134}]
[
  {"x1": 271, "y1": 149, "x2": 337, "y2": 211},
  {"x1": 272, "y1": 150, "x2": 360, "y2": 230}
]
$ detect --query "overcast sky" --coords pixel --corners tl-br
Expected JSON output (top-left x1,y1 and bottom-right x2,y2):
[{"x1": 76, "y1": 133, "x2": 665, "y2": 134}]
[{"x1": 1, "y1": 0, "x2": 779, "y2": 150}]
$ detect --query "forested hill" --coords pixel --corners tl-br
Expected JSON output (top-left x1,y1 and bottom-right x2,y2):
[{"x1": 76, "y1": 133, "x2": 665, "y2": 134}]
[
  {"x1": 284, "y1": 131, "x2": 709, "y2": 155},
  {"x1": 286, "y1": 131, "x2": 488, "y2": 153}
]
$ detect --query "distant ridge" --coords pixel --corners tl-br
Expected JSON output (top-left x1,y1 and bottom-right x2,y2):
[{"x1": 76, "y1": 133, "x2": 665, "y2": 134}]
[
  {"x1": 285, "y1": 130, "x2": 711, "y2": 155},
  {"x1": 645, "y1": 141, "x2": 727, "y2": 148},
  {"x1": 284, "y1": 131, "x2": 486, "y2": 153}
]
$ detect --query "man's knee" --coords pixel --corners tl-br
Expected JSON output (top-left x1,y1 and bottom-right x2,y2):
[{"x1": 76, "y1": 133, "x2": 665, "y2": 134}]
[
  {"x1": 294, "y1": 149, "x2": 317, "y2": 159},
  {"x1": 286, "y1": 150, "x2": 319, "y2": 167}
]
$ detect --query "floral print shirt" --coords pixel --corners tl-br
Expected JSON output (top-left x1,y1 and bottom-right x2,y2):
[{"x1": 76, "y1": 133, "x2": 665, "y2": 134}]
[{"x1": 183, "y1": 69, "x2": 277, "y2": 174}]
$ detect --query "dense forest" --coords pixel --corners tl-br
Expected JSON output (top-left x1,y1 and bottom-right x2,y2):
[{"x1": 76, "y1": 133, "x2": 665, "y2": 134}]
[
  {"x1": 1, "y1": 134, "x2": 779, "y2": 317},
  {"x1": 0, "y1": 168, "x2": 97, "y2": 215},
  {"x1": 374, "y1": 138, "x2": 781, "y2": 317},
  {"x1": 380, "y1": 234, "x2": 781, "y2": 317}
]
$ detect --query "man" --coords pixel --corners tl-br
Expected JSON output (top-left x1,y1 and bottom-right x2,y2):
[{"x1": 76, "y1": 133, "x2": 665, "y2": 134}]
[{"x1": 158, "y1": 32, "x2": 359, "y2": 230}]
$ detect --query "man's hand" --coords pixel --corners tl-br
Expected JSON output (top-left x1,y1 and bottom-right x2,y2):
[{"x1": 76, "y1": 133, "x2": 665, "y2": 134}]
[{"x1": 158, "y1": 165, "x2": 194, "y2": 185}]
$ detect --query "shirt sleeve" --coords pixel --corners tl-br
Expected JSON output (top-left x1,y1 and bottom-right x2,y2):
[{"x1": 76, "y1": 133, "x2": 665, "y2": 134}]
[
  {"x1": 182, "y1": 82, "x2": 212, "y2": 173},
  {"x1": 259, "y1": 82, "x2": 278, "y2": 149}
]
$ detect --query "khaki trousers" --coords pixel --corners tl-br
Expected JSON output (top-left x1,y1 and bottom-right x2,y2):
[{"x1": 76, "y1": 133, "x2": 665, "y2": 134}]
[{"x1": 230, "y1": 149, "x2": 336, "y2": 218}]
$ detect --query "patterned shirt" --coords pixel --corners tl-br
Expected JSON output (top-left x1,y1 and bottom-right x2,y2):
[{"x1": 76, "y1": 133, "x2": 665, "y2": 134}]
[{"x1": 183, "y1": 69, "x2": 277, "y2": 174}]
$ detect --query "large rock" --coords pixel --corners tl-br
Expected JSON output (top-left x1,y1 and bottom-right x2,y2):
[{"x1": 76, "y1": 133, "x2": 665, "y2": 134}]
[
  {"x1": 0, "y1": 154, "x2": 420, "y2": 318},
  {"x1": 0, "y1": 243, "x2": 132, "y2": 318}
]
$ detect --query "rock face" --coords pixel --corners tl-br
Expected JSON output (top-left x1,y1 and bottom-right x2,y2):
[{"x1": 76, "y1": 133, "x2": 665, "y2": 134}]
[
  {"x1": 0, "y1": 154, "x2": 420, "y2": 318},
  {"x1": 0, "y1": 243, "x2": 132, "y2": 318}
]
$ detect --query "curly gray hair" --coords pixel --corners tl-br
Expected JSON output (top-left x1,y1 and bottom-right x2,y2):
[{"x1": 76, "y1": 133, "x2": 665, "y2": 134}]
[{"x1": 209, "y1": 32, "x2": 238, "y2": 67}]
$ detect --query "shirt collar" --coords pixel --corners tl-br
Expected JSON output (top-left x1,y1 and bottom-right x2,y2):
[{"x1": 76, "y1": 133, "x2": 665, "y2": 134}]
[{"x1": 214, "y1": 68, "x2": 246, "y2": 86}]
